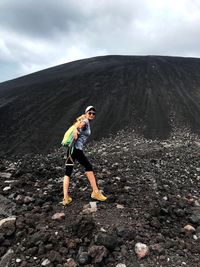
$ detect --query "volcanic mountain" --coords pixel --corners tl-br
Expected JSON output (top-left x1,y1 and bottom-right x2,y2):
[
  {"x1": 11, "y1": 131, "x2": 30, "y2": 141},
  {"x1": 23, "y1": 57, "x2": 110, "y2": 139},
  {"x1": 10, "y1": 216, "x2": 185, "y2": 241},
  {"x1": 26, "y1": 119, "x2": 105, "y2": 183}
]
[{"x1": 0, "y1": 55, "x2": 200, "y2": 156}]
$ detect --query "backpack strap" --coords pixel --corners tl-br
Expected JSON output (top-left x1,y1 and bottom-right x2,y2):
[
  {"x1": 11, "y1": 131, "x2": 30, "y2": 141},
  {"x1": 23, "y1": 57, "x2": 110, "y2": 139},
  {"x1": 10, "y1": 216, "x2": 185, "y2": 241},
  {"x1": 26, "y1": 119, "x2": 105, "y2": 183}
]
[{"x1": 65, "y1": 140, "x2": 75, "y2": 166}]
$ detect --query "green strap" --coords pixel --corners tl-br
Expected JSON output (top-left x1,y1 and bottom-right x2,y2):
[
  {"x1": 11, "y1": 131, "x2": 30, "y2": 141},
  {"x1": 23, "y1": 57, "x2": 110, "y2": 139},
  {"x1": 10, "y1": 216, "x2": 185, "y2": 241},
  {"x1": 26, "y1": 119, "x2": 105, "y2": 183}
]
[{"x1": 65, "y1": 139, "x2": 75, "y2": 166}]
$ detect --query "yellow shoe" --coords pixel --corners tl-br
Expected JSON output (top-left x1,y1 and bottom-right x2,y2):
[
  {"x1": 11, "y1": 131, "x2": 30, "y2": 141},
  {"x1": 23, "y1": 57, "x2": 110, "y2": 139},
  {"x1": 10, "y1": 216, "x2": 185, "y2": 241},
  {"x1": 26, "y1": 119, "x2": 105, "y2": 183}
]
[
  {"x1": 91, "y1": 191, "x2": 107, "y2": 201},
  {"x1": 61, "y1": 196, "x2": 72, "y2": 205}
]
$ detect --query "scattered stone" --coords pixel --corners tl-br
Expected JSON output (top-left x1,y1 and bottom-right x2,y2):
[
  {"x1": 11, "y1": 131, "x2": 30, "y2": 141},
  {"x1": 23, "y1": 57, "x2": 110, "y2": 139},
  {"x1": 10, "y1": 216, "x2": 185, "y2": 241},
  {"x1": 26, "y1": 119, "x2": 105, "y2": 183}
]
[
  {"x1": 193, "y1": 235, "x2": 198, "y2": 240},
  {"x1": 115, "y1": 226, "x2": 126, "y2": 237},
  {"x1": 0, "y1": 249, "x2": 14, "y2": 267},
  {"x1": 3, "y1": 186, "x2": 11, "y2": 192},
  {"x1": 189, "y1": 213, "x2": 200, "y2": 225},
  {"x1": 195, "y1": 141, "x2": 200, "y2": 147},
  {"x1": 24, "y1": 196, "x2": 35, "y2": 204},
  {"x1": 116, "y1": 204, "x2": 125, "y2": 209},
  {"x1": 64, "y1": 258, "x2": 77, "y2": 267},
  {"x1": 100, "y1": 227, "x2": 107, "y2": 232},
  {"x1": 41, "y1": 259, "x2": 51, "y2": 266},
  {"x1": 77, "y1": 252, "x2": 89, "y2": 265},
  {"x1": 4, "y1": 180, "x2": 18, "y2": 184},
  {"x1": 0, "y1": 173, "x2": 12, "y2": 179},
  {"x1": 0, "y1": 194, "x2": 16, "y2": 217},
  {"x1": 89, "y1": 201, "x2": 97, "y2": 212},
  {"x1": 183, "y1": 224, "x2": 196, "y2": 232},
  {"x1": 48, "y1": 250, "x2": 61, "y2": 263},
  {"x1": 15, "y1": 195, "x2": 24, "y2": 204},
  {"x1": 82, "y1": 202, "x2": 97, "y2": 214},
  {"x1": 95, "y1": 232, "x2": 119, "y2": 250},
  {"x1": 0, "y1": 217, "x2": 16, "y2": 236},
  {"x1": 194, "y1": 200, "x2": 200, "y2": 207},
  {"x1": 135, "y1": 242, "x2": 149, "y2": 259},
  {"x1": 151, "y1": 217, "x2": 161, "y2": 230},
  {"x1": 150, "y1": 243, "x2": 165, "y2": 255},
  {"x1": 51, "y1": 212, "x2": 65, "y2": 220},
  {"x1": 116, "y1": 264, "x2": 126, "y2": 267},
  {"x1": 73, "y1": 216, "x2": 96, "y2": 239},
  {"x1": 196, "y1": 226, "x2": 200, "y2": 238},
  {"x1": 66, "y1": 238, "x2": 77, "y2": 249},
  {"x1": 88, "y1": 245, "x2": 108, "y2": 263}
]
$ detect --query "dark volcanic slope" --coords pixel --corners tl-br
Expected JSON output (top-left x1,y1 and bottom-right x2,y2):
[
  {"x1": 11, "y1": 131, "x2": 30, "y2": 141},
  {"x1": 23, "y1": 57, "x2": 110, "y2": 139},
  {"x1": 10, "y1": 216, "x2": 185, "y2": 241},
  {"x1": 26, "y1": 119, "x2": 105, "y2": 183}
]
[{"x1": 0, "y1": 55, "x2": 200, "y2": 156}]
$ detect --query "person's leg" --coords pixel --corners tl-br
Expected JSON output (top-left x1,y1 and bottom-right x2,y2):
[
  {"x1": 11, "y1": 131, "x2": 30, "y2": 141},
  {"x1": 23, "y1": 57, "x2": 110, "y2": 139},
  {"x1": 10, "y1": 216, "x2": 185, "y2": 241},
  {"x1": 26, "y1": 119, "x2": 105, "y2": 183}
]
[
  {"x1": 76, "y1": 149, "x2": 107, "y2": 201},
  {"x1": 86, "y1": 171, "x2": 107, "y2": 201},
  {"x1": 63, "y1": 175, "x2": 70, "y2": 199},
  {"x1": 62, "y1": 147, "x2": 75, "y2": 204},
  {"x1": 85, "y1": 171, "x2": 99, "y2": 192}
]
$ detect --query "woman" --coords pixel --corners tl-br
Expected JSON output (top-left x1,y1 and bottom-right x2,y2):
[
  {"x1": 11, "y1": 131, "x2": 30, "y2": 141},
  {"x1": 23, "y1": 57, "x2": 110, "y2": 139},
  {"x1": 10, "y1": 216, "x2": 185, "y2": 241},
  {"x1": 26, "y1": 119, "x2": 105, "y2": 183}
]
[{"x1": 62, "y1": 105, "x2": 107, "y2": 205}]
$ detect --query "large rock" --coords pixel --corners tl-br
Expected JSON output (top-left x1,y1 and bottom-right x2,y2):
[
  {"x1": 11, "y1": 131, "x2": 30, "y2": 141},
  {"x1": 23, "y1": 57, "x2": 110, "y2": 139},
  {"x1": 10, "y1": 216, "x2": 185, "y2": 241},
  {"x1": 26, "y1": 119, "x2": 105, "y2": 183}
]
[
  {"x1": 88, "y1": 245, "x2": 108, "y2": 263},
  {"x1": 95, "y1": 232, "x2": 119, "y2": 250},
  {"x1": 0, "y1": 217, "x2": 16, "y2": 236},
  {"x1": 0, "y1": 173, "x2": 12, "y2": 179},
  {"x1": 0, "y1": 249, "x2": 14, "y2": 267},
  {"x1": 77, "y1": 251, "x2": 89, "y2": 265},
  {"x1": 41, "y1": 259, "x2": 51, "y2": 266},
  {"x1": 135, "y1": 242, "x2": 149, "y2": 259},
  {"x1": 64, "y1": 258, "x2": 77, "y2": 267},
  {"x1": 73, "y1": 216, "x2": 96, "y2": 238},
  {"x1": 189, "y1": 211, "x2": 200, "y2": 225},
  {"x1": 0, "y1": 194, "x2": 16, "y2": 218},
  {"x1": 52, "y1": 212, "x2": 65, "y2": 220}
]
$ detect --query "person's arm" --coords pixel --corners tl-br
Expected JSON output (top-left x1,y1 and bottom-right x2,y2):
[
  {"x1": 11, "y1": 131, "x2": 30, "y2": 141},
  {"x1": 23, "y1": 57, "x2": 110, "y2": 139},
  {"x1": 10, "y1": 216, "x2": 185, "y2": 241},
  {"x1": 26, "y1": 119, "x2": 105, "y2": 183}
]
[
  {"x1": 73, "y1": 120, "x2": 86, "y2": 140},
  {"x1": 73, "y1": 127, "x2": 79, "y2": 140}
]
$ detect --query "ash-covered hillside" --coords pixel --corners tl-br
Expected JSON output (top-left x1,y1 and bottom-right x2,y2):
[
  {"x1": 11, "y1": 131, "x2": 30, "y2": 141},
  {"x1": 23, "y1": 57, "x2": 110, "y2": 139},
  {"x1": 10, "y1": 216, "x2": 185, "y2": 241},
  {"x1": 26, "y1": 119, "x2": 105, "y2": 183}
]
[{"x1": 0, "y1": 55, "x2": 200, "y2": 156}]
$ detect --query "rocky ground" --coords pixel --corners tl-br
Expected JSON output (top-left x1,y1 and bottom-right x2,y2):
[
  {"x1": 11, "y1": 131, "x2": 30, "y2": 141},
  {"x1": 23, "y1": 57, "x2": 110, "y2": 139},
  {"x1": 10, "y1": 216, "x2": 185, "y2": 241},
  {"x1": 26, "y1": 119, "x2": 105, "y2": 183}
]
[{"x1": 0, "y1": 128, "x2": 200, "y2": 267}]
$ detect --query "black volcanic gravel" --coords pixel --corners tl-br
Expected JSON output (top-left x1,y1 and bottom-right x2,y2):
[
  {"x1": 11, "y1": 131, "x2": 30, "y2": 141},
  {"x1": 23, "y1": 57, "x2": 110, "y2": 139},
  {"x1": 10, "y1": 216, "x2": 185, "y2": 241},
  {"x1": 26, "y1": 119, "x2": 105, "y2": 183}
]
[{"x1": 0, "y1": 129, "x2": 200, "y2": 266}]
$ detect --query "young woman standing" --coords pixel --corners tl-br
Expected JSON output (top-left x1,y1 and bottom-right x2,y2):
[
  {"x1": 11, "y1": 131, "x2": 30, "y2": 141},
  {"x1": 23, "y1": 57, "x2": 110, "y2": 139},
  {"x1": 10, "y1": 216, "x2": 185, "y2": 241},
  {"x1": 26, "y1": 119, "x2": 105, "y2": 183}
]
[{"x1": 62, "y1": 105, "x2": 107, "y2": 205}]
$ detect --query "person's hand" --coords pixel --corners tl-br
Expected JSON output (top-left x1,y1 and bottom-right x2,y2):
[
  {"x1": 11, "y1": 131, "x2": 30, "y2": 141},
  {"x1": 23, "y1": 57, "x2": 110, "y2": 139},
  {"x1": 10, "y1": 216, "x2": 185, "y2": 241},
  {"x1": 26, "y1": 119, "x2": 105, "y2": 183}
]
[
  {"x1": 73, "y1": 128, "x2": 79, "y2": 140},
  {"x1": 79, "y1": 121, "x2": 85, "y2": 129}
]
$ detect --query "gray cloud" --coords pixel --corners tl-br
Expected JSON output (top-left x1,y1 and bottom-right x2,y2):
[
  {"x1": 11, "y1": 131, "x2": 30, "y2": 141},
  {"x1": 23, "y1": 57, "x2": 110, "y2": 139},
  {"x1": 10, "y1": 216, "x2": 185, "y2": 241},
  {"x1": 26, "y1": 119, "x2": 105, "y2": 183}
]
[
  {"x1": 0, "y1": 0, "x2": 200, "y2": 82},
  {"x1": 0, "y1": 0, "x2": 83, "y2": 39}
]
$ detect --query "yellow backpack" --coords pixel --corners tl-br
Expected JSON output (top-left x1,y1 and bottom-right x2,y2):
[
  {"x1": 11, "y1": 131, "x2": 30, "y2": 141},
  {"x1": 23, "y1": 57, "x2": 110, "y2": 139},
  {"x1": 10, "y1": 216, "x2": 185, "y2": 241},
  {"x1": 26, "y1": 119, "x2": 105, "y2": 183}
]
[
  {"x1": 61, "y1": 125, "x2": 75, "y2": 147},
  {"x1": 61, "y1": 114, "x2": 86, "y2": 147}
]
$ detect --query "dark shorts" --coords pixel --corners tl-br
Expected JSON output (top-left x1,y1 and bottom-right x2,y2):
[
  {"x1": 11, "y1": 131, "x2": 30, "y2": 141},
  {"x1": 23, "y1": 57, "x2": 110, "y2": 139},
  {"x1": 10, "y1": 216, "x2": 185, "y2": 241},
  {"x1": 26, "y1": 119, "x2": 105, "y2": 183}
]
[{"x1": 65, "y1": 147, "x2": 93, "y2": 177}]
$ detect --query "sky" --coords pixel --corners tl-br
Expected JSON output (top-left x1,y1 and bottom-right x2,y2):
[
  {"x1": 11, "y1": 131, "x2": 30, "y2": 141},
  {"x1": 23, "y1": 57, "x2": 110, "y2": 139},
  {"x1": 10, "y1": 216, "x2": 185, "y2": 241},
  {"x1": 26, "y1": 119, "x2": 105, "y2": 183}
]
[{"x1": 0, "y1": 0, "x2": 200, "y2": 82}]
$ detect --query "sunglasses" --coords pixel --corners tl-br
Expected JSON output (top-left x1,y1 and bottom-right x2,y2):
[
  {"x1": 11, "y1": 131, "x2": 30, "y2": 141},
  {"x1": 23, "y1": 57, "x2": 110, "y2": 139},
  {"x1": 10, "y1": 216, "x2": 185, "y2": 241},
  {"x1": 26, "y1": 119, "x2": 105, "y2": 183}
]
[{"x1": 88, "y1": 112, "x2": 96, "y2": 115}]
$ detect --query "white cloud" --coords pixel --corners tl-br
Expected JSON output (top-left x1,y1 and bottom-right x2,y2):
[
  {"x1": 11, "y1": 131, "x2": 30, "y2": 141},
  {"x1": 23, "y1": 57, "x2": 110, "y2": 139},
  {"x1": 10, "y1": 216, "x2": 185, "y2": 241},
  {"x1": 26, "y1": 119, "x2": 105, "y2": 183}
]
[{"x1": 0, "y1": 0, "x2": 200, "y2": 82}]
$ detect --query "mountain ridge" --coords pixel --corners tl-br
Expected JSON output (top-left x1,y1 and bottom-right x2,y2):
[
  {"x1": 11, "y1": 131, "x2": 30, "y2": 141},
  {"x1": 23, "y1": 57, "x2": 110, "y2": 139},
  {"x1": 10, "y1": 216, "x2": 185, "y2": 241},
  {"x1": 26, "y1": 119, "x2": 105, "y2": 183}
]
[{"x1": 0, "y1": 55, "x2": 200, "y2": 156}]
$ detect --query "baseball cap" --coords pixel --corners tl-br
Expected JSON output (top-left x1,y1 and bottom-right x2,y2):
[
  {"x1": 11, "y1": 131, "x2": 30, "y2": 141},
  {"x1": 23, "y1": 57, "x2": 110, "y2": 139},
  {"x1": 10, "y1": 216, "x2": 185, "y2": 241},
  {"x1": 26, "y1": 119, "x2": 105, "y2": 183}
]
[{"x1": 85, "y1": 105, "x2": 96, "y2": 113}]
